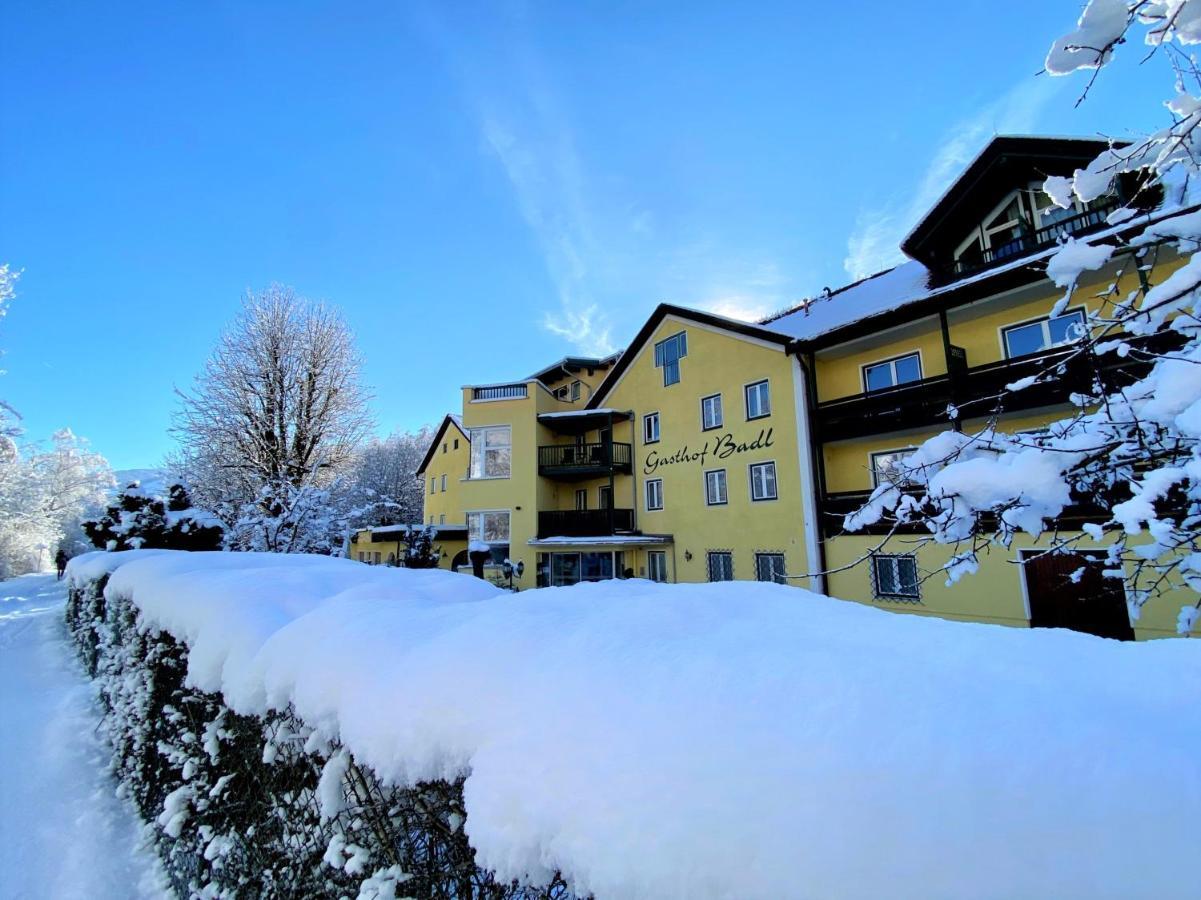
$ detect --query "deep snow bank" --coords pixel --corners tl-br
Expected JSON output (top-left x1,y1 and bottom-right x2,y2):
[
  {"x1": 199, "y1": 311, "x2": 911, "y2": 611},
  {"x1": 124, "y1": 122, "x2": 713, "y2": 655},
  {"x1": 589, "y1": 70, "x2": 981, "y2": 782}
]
[{"x1": 71, "y1": 550, "x2": 1200, "y2": 899}]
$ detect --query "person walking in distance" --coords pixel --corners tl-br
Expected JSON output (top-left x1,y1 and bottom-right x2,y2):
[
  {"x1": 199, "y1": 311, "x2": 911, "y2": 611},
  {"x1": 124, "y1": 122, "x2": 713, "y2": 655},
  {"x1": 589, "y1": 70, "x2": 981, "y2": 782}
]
[{"x1": 55, "y1": 548, "x2": 68, "y2": 580}]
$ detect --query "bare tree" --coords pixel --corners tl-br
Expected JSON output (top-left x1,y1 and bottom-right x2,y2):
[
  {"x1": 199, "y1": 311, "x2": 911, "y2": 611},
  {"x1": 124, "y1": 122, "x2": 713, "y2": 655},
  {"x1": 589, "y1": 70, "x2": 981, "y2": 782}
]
[
  {"x1": 348, "y1": 427, "x2": 434, "y2": 529},
  {"x1": 172, "y1": 285, "x2": 373, "y2": 552}
]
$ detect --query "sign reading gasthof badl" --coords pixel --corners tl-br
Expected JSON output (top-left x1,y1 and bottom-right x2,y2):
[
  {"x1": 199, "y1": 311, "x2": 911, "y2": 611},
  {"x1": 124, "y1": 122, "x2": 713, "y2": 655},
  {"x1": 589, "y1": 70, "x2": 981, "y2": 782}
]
[{"x1": 643, "y1": 427, "x2": 774, "y2": 476}]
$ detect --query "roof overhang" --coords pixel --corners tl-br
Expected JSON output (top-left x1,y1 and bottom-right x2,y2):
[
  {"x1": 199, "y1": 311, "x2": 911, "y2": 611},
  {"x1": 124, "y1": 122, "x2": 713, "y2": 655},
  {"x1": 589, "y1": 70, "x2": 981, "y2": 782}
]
[
  {"x1": 901, "y1": 135, "x2": 1119, "y2": 266},
  {"x1": 537, "y1": 408, "x2": 632, "y2": 434},
  {"x1": 416, "y1": 414, "x2": 470, "y2": 475}
]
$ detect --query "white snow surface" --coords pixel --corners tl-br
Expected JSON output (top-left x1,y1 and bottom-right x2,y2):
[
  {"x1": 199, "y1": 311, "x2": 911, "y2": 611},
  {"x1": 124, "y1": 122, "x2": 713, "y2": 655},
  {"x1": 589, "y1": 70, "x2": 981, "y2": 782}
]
[
  {"x1": 72, "y1": 550, "x2": 1201, "y2": 900},
  {"x1": 0, "y1": 574, "x2": 166, "y2": 899}
]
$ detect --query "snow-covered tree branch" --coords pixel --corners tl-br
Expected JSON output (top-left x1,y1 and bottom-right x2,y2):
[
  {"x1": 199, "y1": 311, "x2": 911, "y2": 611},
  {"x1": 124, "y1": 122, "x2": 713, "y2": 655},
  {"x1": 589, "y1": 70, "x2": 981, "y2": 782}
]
[{"x1": 845, "y1": 0, "x2": 1201, "y2": 635}]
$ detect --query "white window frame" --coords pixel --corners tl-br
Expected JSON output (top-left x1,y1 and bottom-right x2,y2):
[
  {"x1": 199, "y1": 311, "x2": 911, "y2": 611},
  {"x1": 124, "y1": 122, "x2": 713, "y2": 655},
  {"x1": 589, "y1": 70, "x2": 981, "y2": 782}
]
[
  {"x1": 706, "y1": 550, "x2": 734, "y2": 582},
  {"x1": 700, "y1": 393, "x2": 723, "y2": 431},
  {"x1": 704, "y1": 468, "x2": 728, "y2": 506},
  {"x1": 469, "y1": 425, "x2": 512, "y2": 479},
  {"x1": 439, "y1": 514, "x2": 445, "y2": 525},
  {"x1": 647, "y1": 550, "x2": 668, "y2": 583},
  {"x1": 440, "y1": 473, "x2": 447, "y2": 492},
  {"x1": 861, "y1": 351, "x2": 922, "y2": 393},
  {"x1": 430, "y1": 477, "x2": 436, "y2": 495},
  {"x1": 871, "y1": 553, "x2": 920, "y2": 601},
  {"x1": 570, "y1": 380, "x2": 582, "y2": 401},
  {"x1": 575, "y1": 488, "x2": 588, "y2": 511},
  {"x1": 869, "y1": 447, "x2": 918, "y2": 488},
  {"x1": 645, "y1": 478, "x2": 664, "y2": 511},
  {"x1": 1000, "y1": 307, "x2": 1087, "y2": 360},
  {"x1": 643, "y1": 411, "x2": 660, "y2": 445},
  {"x1": 748, "y1": 461, "x2": 778, "y2": 502},
  {"x1": 744, "y1": 379, "x2": 771, "y2": 420},
  {"x1": 466, "y1": 509, "x2": 511, "y2": 545}
]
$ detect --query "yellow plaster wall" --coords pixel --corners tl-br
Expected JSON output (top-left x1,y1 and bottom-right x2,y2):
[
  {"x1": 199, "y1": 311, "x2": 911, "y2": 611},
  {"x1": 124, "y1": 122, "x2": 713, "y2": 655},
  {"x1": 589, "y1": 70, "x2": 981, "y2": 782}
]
[
  {"x1": 815, "y1": 319, "x2": 946, "y2": 402},
  {"x1": 601, "y1": 317, "x2": 809, "y2": 584},
  {"x1": 421, "y1": 422, "x2": 470, "y2": 526},
  {"x1": 823, "y1": 533, "x2": 1186, "y2": 640}
]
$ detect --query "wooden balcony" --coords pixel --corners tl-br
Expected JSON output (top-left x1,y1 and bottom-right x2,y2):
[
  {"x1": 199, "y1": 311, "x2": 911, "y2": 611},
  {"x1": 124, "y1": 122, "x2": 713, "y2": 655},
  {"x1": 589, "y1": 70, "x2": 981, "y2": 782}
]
[
  {"x1": 822, "y1": 488, "x2": 1121, "y2": 539},
  {"x1": 538, "y1": 441, "x2": 633, "y2": 479},
  {"x1": 949, "y1": 200, "x2": 1118, "y2": 279},
  {"x1": 537, "y1": 508, "x2": 635, "y2": 538},
  {"x1": 815, "y1": 331, "x2": 1182, "y2": 442}
]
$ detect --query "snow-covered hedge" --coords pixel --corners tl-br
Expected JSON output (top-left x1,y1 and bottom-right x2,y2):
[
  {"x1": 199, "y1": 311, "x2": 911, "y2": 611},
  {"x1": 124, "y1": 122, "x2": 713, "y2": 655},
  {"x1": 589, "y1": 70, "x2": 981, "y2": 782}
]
[{"x1": 67, "y1": 550, "x2": 1199, "y2": 899}]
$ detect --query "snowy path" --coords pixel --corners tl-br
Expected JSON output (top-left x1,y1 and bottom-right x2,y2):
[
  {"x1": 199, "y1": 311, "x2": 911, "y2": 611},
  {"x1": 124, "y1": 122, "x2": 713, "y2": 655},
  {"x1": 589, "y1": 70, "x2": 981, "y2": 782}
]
[{"x1": 0, "y1": 574, "x2": 165, "y2": 899}]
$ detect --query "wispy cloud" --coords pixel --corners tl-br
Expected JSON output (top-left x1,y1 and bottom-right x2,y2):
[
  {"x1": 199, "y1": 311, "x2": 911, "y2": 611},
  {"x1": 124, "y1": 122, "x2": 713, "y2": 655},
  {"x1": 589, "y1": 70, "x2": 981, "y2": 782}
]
[{"x1": 843, "y1": 76, "x2": 1065, "y2": 280}]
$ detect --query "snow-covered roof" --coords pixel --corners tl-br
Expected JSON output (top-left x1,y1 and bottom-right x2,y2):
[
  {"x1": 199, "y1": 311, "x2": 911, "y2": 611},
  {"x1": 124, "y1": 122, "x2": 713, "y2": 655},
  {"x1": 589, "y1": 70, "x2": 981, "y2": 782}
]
[
  {"x1": 528, "y1": 534, "x2": 673, "y2": 546},
  {"x1": 364, "y1": 523, "x2": 467, "y2": 539},
  {"x1": 764, "y1": 203, "x2": 1197, "y2": 346},
  {"x1": 763, "y1": 262, "x2": 933, "y2": 343}
]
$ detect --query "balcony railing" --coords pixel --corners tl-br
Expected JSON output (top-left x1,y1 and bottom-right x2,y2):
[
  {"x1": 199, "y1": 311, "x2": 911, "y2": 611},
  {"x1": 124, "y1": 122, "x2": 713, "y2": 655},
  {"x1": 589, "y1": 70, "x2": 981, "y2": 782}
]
[
  {"x1": 814, "y1": 331, "x2": 1186, "y2": 442},
  {"x1": 823, "y1": 487, "x2": 1128, "y2": 539},
  {"x1": 538, "y1": 441, "x2": 632, "y2": 478},
  {"x1": 537, "y1": 508, "x2": 635, "y2": 538},
  {"x1": 951, "y1": 200, "x2": 1118, "y2": 279},
  {"x1": 472, "y1": 383, "x2": 528, "y2": 401}
]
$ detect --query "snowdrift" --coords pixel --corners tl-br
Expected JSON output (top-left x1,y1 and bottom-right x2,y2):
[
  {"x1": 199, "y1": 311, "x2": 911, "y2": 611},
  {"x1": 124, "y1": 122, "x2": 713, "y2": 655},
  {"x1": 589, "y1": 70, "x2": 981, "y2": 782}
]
[{"x1": 69, "y1": 550, "x2": 1200, "y2": 899}]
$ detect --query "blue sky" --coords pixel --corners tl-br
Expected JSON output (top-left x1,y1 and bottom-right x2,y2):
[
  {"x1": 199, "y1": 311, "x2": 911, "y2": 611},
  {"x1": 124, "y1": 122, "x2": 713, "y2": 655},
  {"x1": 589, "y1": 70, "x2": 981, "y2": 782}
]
[{"x1": 0, "y1": 1, "x2": 1174, "y2": 469}]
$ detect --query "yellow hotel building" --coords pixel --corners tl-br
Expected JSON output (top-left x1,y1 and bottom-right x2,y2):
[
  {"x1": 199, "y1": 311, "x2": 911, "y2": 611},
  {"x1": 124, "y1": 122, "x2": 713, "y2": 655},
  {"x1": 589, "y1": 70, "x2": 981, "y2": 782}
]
[{"x1": 399, "y1": 135, "x2": 1194, "y2": 641}]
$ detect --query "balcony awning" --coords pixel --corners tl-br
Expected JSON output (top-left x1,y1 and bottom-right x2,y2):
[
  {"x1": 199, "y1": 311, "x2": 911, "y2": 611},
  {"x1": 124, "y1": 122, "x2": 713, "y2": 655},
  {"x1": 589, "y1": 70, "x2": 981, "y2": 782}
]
[
  {"x1": 537, "y1": 407, "x2": 631, "y2": 434},
  {"x1": 527, "y1": 534, "x2": 673, "y2": 547}
]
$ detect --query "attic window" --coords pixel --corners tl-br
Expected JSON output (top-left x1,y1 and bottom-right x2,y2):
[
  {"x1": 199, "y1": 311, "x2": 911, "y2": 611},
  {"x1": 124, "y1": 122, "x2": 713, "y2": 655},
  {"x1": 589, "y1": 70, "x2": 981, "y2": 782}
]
[{"x1": 653, "y1": 332, "x2": 688, "y2": 386}]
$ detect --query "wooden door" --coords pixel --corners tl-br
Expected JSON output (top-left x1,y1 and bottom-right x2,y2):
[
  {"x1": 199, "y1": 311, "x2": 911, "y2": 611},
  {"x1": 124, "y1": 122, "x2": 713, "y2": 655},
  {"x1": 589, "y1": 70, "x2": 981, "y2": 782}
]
[{"x1": 1023, "y1": 551, "x2": 1134, "y2": 641}]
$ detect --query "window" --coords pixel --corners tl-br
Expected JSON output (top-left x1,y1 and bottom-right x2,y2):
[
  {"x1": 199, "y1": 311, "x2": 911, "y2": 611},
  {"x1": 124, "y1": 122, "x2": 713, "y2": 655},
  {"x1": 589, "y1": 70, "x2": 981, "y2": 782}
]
[
  {"x1": 429, "y1": 515, "x2": 434, "y2": 525},
  {"x1": 707, "y1": 551, "x2": 734, "y2": 582},
  {"x1": 430, "y1": 477, "x2": 435, "y2": 495},
  {"x1": 599, "y1": 486, "x2": 612, "y2": 509},
  {"x1": 705, "y1": 469, "x2": 728, "y2": 506},
  {"x1": 439, "y1": 514, "x2": 445, "y2": 525},
  {"x1": 643, "y1": 412, "x2": 660, "y2": 444},
  {"x1": 870, "y1": 449, "x2": 917, "y2": 488},
  {"x1": 358, "y1": 551, "x2": 365, "y2": 562},
  {"x1": 470, "y1": 426, "x2": 512, "y2": 478},
  {"x1": 645, "y1": 478, "x2": 663, "y2": 511},
  {"x1": 872, "y1": 554, "x2": 920, "y2": 600},
  {"x1": 745, "y1": 380, "x2": 771, "y2": 420},
  {"x1": 440, "y1": 474, "x2": 447, "y2": 492},
  {"x1": 863, "y1": 353, "x2": 922, "y2": 392},
  {"x1": 442, "y1": 443, "x2": 447, "y2": 454},
  {"x1": 373, "y1": 552, "x2": 381, "y2": 565},
  {"x1": 701, "y1": 394, "x2": 723, "y2": 430},
  {"x1": 454, "y1": 438, "x2": 459, "y2": 450},
  {"x1": 647, "y1": 550, "x2": 668, "y2": 582},
  {"x1": 570, "y1": 380, "x2": 582, "y2": 401},
  {"x1": 467, "y1": 510, "x2": 510, "y2": 544},
  {"x1": 755, "y1": 553, "x2": 786, "y2": 583},
  {"x1": 1002, "y1": 309, "x2": 1086, "y2": 359},
  {"x1": 749, "y1": 462, "x2": 777, "y2": 501},
  {"x1": 574, "y1": 489, "x2": 588, "y2": 511},
  {"x1": 653, "y1": 331, "x2": 688, "y2": 386}
]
